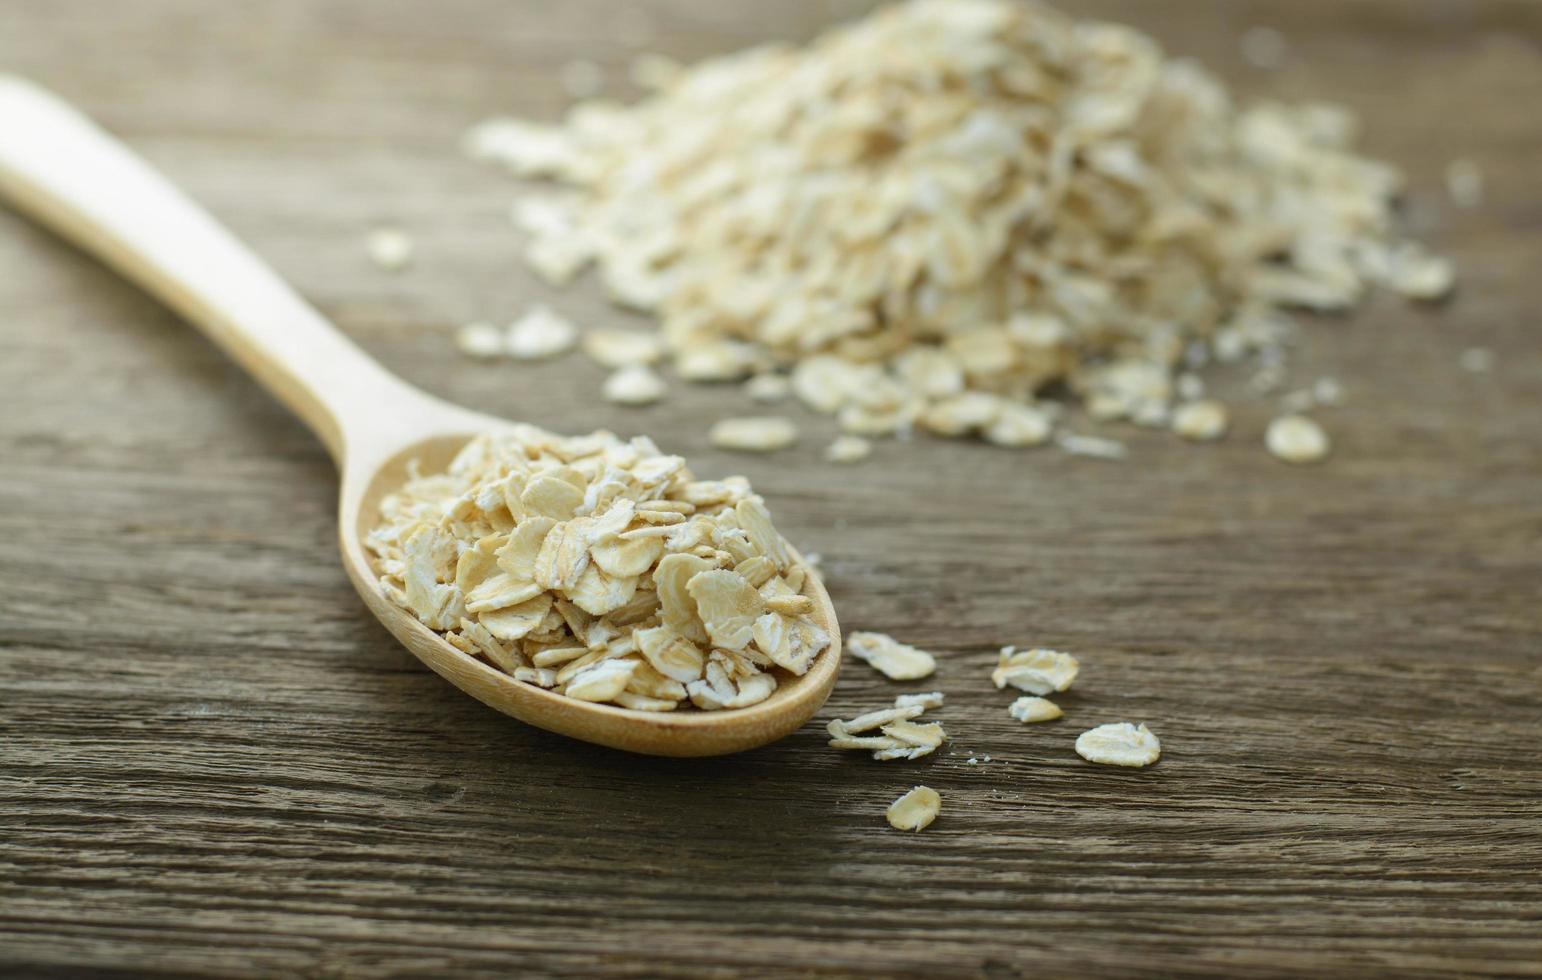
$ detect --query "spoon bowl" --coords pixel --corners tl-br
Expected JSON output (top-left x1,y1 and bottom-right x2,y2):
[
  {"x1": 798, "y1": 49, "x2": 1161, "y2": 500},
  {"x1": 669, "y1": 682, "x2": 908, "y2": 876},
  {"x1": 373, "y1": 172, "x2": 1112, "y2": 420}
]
[
  {"x1": 339, "y1": 419, "x2": 842, "y2": 756},
  {"x1": 0, "y1": 76, "x2": 841, "y2": 756}
]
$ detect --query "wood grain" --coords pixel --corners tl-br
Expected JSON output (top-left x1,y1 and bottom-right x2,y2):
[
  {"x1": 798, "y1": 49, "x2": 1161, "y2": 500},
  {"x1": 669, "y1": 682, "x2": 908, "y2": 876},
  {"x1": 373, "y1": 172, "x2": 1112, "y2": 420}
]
[{"x1": 2, "y1": 0, "x2": 1540, "y2": 976}]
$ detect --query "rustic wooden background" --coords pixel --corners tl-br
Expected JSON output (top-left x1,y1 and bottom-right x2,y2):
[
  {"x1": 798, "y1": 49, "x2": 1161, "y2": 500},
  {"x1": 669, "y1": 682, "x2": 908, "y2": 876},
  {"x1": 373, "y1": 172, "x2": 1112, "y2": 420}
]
[{"x1": 2, "y1": 1, "x2": 1540, "y2": 976}]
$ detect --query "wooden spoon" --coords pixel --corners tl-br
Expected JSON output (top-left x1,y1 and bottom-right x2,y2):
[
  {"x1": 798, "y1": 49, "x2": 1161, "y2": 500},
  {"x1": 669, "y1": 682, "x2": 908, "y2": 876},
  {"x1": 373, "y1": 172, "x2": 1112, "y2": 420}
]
[{"x1": 0, "y1": 76, "x2": 841, "y2": 756}]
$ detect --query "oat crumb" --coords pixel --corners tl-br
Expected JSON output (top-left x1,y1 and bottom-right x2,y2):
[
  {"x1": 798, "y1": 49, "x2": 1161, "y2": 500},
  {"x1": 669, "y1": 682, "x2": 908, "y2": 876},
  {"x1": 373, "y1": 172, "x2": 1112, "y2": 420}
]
[
  {"x1": 1171, "y1": 400, "x2": 1229, "y2": 442},
  {"x1": 1460, "y1": 348, "x2": 1494, "y2": 373},
  {"x1": 507, "y1": 306, "x2": 579, "y2": 360},
  {"x1": 456, "y1": 321, "x2": 505, "y2": 360},
  {"x1": 1265, "y1": 415, "x2": 1330, "y2": 464},
  {"x1": 365, "y1": 228, "x2": 414, "y2": 271},
  {"x1": 1446, "y1": 158, "x2": 1484, "y2": 209},
  {"x1": 825, "y1": 435, "x2": 873, "y2": 464}
]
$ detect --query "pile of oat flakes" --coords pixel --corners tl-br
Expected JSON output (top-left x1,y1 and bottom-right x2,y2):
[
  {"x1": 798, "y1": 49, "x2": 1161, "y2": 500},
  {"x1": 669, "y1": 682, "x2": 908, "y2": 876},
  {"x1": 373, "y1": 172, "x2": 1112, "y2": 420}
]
[
  {"x1": 461, "y1": 0, "x2": 1454, "y2": 463},
  {"x1": 366, "y1": 426, "x2": 829, "y2": 711}
]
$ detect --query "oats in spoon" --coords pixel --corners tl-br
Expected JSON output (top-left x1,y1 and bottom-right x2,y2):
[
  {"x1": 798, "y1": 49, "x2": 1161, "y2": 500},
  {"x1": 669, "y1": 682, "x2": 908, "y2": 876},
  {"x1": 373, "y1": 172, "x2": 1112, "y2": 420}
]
[{"x1": 366, "y1": 427, "x2": 830, "y2": 711}]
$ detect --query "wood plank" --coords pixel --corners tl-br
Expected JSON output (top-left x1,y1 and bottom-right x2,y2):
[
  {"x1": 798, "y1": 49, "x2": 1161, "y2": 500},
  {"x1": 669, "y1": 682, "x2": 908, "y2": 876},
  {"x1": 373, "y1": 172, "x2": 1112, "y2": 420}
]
[{"x1": 1, "y1": 0, "x2": 1540, "y2": 976}]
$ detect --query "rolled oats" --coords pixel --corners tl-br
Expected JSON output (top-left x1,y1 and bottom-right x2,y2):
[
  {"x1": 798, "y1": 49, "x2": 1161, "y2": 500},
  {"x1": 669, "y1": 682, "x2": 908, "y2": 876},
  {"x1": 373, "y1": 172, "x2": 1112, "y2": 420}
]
[
  {"x1": 1460, "y1": 348, "x2": 1493, "y2": 373},
  {"x1": 848, "y1": 631, "x2": 937, "y2": 681},
  {"x1": 365, "y1": 228, "x2": 413, "y2": 271},
  {"x1": 1055, "y1": 433, "x2": 1127, "y2": 461},
  {"x1": 582, "y1": 329, "x2": 665, "y2": 369},
  {"x1": 602, "y1": 364, "x2": 668, "y2": 406},
  {"x1": 456, "y1": 321, "x2": 505, "y2": 360},
  {"x1": 507, "y1": 306, "x2": 579, "y2": 360},
  {"x1": 825, "y1": 435, "x2": 873, "y2": 464},
  {"x1": 367, "y1": 427, "x2": 828, "y2": 712},
  {"x1": 1171, "y1": 401, "x2": 1229, "y2": 442},
  {"x1": 894, "y1": 691, "x2": 945, "y2": 711},
  {"x1": 465, "y1": 0, "x2": 1453, "y2": 463},
  {"x1": 886, "y1": 786, "x2": 941, "y2": 831},
  {"x1": 708, "y1": 417, "x2": 799, "y2": 453},
  {"x1": 828, "y1": 697, "x2": 946, "y2": 761},
  {"x1": 1008, "y1": 696, "x2": 1063, "y2": 723},
  {"x1": 1075, "y1": 722, "x2": 1161, "y2": 767},
  {"x1": 1265, "y1": 415, "x2": 1330, "y2": 464},
  {"x1": 992, "y1": 646, "x2": 1079, "y2": 695},
  {"x1": 744, "y1": 373, "x2": 792, "y2": 403},
  {"x1": 1446, "y1": 158, "x2": 1484, "y2": 209}
]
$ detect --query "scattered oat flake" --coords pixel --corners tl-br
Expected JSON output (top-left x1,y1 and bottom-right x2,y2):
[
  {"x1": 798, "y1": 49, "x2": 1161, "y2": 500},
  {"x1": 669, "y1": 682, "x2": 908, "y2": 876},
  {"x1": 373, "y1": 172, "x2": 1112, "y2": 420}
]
[
  {"x1": 1056, "y1": 432, "x2": 1127, "y2": 461},
  {"x1": 1459, "y1": 348, "x2": 1493, "y2": 373},
  {"x1": 1171, "y1": 401, "x2": 1229, "y2": 442},
  {"x1": 365, "y1": 228, "x2": 413, "y2": 271},
  {"x1": 709, "y1": 417, "x2": 798, "y2": 453},
  {"x1": 829, "y1": 697, "x2": 946, "y2": 761},
  {"x1": 825, "y1": 435, "x2": 873, "y2": 464},
  {"x1": 1313, "y1": 377, "x2": 1345, "y2": 407},
  {"x1": 1446, "y1": 159, "x2": 1484, "y2": 209},
  {"x1": 1009, "y1": 696, "x2": 1063, "y2": 723},
  {"x1": 887, "y1": 786, "x2": 941, "y2": 832},
  {"x1": 603, "y1": 364, "x2": 667, "y2": 406},
  {"x1": 744, "y1": 374, "x2": 791, "y2": 403},
  {"x1": 1392, "y1": 253, "x2": 1456, "y2": 302},
  {"x1": 1075, "y1": 722, "x2": 1161, "y2": 767},
  {"x1": 507, "y1": 306, "x2": 579, "y2": 360},
  {"x1": 992, "y1": 646, "x2": 1079, "y2": 695},
  {"x1": 1265, "y1": 415, "x2": 1330, "y2": 464},
  {"x1": 894, "y1": 691, "x2": 945, "y2": 711},
  {"x1": 848, "y1": 631, "x2": 936, "y2": 681},
  {"x1": 582, "y1": 329, "x2": 664, "y2": 369},
  {"x1": 830, "y1": 704, "x2": 925, "y2": 736},
  {"x1": 456, "y1": 321, "x2": 505, "y2": 360}
]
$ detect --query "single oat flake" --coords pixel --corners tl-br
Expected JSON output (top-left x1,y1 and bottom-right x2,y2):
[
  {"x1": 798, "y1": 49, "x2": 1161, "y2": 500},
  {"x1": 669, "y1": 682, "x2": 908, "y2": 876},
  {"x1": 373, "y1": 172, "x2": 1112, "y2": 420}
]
[
  {"x1": 1075, "y1": 723, "x2": 1162, "y2": 767},
  {"x1": 456, "y1": 321, "x2": 505, "y2": 360},
  {"x1": 1171, "y1": 401, "x2": 1229, "y2": 443},
  {"x1": 848, "y1": 632, "x2": 936, "y2": 680},
  {"x1": 887, "y1": 786, "x2": 941, "y2": 831},
  {"x1": 708, "y1": 417, "x2": 799, "y2": 453},
  {"x1": 464, "y1": 0, "x2": 1454, "y2": 463},
  {"x1": 1265, "y1": 415, "x2": 1330, "y2": 464},
  {"x1": 602, "y1": 364, "x2": 667, "y2": 406},
  {"x1": 992, "y1": 647, "x2": 1078, "y2": 695},
  {"x1": 507, "y1": 306, "x2": 579, "y2": 360},
  {"x1": 365, "y1": 228, "x2": 413, "y2": 271},
  {"x1": 825, "y1": 435, "x2": 873, "y2": 464},
  {"x1": 1009, "y1": 696, "x2": 1063, "y2": 723},
  {"x1": 582, "y1": 329, "x2": 664, "y2": 369}
]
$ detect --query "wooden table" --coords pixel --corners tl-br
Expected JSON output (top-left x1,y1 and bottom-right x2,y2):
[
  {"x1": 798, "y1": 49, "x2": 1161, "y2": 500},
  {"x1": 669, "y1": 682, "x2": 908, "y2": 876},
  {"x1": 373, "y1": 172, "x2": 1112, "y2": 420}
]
[{"x1": 3, "y1": 1, "x2": 1539, "y2": 976}]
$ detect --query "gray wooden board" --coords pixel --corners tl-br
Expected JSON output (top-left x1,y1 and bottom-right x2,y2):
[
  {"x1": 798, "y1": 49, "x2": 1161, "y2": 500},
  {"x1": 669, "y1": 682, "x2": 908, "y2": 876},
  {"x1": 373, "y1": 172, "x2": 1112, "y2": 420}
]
[{"x1": 1, "y1": 1, "x2": 1540, "y2": 976}]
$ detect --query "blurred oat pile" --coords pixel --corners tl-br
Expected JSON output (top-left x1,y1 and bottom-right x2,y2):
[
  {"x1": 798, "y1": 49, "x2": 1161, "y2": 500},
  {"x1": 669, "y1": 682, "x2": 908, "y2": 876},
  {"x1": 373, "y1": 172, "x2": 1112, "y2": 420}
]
[{"x1": 464, "y1": 0, "x2": 1453, "y2": 454}]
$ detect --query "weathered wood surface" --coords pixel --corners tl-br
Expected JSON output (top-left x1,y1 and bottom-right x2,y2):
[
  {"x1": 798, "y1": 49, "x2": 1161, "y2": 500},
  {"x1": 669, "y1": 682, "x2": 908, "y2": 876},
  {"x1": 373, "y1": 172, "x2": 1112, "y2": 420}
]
[{"x1": 2, "y1": 1, "x2": 1540, "y2": 976}]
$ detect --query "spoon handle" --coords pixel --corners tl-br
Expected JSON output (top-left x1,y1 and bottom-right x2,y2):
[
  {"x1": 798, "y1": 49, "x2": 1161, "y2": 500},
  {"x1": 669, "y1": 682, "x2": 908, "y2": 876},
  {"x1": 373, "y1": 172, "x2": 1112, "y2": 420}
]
[{"x1": 0, "y1": 76, "x2": 426, "y2": 463}]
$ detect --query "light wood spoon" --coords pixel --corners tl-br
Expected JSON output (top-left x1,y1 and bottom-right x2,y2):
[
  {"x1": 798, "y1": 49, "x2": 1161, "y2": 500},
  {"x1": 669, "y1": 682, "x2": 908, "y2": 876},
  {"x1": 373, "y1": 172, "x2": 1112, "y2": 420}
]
[{"x1": 0, "y1": 76, "x2": 841, "y2": 756}]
